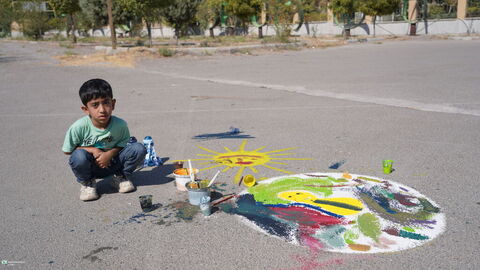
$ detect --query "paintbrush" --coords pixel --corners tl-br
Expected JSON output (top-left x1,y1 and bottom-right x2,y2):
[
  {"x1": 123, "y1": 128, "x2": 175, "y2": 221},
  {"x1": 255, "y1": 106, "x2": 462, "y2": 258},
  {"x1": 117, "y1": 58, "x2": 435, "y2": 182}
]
[
  {"x1": 207, "y1": 170, "x2": 221, "y2": 187},
  {"x1": 211, "y1": 193, "x2": 237, "y2": 206},
  {"x1": 188, "y1": 159, "x2": 195, "y2": 183}
]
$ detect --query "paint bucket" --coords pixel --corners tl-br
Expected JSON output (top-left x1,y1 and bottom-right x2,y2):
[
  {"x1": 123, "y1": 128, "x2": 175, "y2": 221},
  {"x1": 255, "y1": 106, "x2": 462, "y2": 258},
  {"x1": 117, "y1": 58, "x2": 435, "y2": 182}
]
[
  {"x1": 185, "y1": 183, "x2": 211, "y2": 206},
  {"x1": 173, "y1": 168, "x2": 198, "y2": 191}
]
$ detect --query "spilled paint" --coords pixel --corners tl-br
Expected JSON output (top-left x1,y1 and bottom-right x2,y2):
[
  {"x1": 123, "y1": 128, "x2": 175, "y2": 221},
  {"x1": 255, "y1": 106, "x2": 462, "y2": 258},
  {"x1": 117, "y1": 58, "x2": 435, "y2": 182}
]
[
  {"x1": 225, "y1": 172, "x2": 445, "y2": 253},
  {"x1": 113, "y1": 200, "x2": 200, "y2": 226}
]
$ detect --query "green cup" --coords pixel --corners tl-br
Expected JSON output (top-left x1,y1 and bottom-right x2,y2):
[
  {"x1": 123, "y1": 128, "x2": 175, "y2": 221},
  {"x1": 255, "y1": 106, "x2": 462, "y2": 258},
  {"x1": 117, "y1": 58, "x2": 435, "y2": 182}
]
[{"x1": 383, "y1": 160, "x2": 393, "y2": 174}]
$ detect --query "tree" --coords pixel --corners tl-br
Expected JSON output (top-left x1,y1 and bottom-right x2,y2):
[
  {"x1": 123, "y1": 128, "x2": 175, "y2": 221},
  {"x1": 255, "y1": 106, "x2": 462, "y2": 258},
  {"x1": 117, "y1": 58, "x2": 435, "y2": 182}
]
[
  {"x1": 15, "y1": 0, "x2": 55, "y2": 40},
  {"x1": 49, "y1": 0, "x2": 82, "y2": 43},
  {"x1": 79, "y1": 0, "x2": 108, "y2": 35},
  {"x1": 160, "y1": 0, "x2": 201, "y2": 39},
  {"x1": 117, "y1": 0, "x2": 170, "y2": 46},
  {"x1": 329, "y1": 0, "x2": 360, "y2": 38},
  {"x1": 224, "y1": 0, "x2": 262, "y2": 35},
  {"x1": 0, "y1": 0, "x2": 15, "y2": 36},
  {"x1": 359, "y1": 0, "x2": 400, "y2": 36},
  {"x1": 265, "y1": 0, "x2": 297, "y2": 40},
  {"x1": 196, "y1": 0, "x2": 223, "y2": 37}
]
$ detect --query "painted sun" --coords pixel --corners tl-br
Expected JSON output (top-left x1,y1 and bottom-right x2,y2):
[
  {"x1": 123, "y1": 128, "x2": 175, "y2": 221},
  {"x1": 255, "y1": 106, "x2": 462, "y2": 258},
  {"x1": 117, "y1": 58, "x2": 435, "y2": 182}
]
[{"x1": 188, "y1": 140, "x2": 311, "y2": 183}]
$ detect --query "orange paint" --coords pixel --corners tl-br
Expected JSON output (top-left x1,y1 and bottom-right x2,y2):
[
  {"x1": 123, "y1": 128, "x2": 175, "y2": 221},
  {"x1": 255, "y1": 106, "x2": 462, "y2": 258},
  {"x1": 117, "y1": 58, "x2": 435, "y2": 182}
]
[
  {"x1": 348, "y1": 243, "x2": 371, "y2": 252},
  {"x1": 174, "y1": 168, "x2": 197, "y2": 175}
]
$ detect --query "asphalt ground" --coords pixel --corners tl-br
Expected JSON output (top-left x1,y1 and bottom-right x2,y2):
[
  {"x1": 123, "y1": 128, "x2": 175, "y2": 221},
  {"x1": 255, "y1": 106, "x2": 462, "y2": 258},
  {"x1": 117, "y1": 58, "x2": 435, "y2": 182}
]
[{"x1": 0, "y1": 38, "x2": 479, "y2": 269}]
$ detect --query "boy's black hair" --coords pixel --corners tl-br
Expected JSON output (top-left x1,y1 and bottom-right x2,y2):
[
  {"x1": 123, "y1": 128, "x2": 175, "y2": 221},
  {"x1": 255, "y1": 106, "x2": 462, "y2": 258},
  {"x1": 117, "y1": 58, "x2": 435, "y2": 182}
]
[{"x1": 79, "y1": 78, "x2": 113, "y2": 105}]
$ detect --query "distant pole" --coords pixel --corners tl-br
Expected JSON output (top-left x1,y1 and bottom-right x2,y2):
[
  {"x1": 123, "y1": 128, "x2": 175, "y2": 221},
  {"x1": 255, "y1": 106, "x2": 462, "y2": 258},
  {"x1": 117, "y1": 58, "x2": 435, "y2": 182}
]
[{"x1": 107, "y1": 0, "x2": 116, "y2": 49}]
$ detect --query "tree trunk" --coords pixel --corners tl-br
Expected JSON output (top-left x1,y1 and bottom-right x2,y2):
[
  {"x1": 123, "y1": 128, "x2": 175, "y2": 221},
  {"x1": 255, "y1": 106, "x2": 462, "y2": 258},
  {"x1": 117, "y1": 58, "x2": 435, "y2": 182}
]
[
  {"x1": 373, "y1": 16, "x2": 376, "y2": 37},
  {"x1": 106, "y1": 0, "x2": 116, "y2": 49},
  {"x1": 209, "y1": 27, "x2": 214, "y2": 37},
  {"x1": 146, "y1": 21, "x2": 152, "y2": 47},
  {"x1": 258, "y1": 26, "x2": 263, "y2": 38},
  {"x1": 344, "y1": 28, "x2": 351, "y2": 38},
  {"x1": 70, "y1": 14, "x2": 77, "y2": 43}
]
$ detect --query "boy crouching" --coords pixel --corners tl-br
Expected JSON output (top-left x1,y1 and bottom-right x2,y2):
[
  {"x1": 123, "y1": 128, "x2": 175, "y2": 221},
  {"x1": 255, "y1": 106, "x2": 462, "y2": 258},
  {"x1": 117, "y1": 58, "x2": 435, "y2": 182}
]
[{"x1": 62, "y1": 79, "x2": 146, "y2": 201}]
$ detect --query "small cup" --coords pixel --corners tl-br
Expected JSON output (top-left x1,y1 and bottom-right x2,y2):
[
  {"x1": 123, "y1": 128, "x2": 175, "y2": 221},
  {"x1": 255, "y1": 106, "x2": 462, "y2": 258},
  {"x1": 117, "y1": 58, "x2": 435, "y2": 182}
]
[
  {"x1": 382, "y1": 160, "x2": 394, "y2": 174},
  {"x1": 199, "y1": 196, "x2": 211, "y2": 216},
  {"x1": 174, "y1": 161, "x2": 184, "y2": 169},
  {"x1": 139, "y1": 195, "x2": 153, "y2": 212},
  {"x1": 243, "y1": 175, "x2": 256, "y2": 187}
]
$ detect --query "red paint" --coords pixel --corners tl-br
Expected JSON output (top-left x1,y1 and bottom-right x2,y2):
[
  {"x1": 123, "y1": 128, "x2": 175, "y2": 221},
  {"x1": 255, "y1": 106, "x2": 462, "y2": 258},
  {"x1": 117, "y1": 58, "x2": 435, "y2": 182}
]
[
  {"x1": 269, "y1": 206, "x2": 345, "y2": 229},
  {"x1": 383, "y1": 227, "x2": 400, "y2": 236},
  {"x1": 235, "y1": 161, "x2": 253, "y2": 165},
  {"x1": 393, "y1": 193, "x2": 418, "y2": 206}
]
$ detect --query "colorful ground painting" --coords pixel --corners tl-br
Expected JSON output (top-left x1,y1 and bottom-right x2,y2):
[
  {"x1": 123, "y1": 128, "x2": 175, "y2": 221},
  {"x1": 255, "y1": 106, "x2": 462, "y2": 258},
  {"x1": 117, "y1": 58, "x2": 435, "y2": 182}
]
[{"x1": 227, "y1": 173, "x2": 445, "y2": 253}]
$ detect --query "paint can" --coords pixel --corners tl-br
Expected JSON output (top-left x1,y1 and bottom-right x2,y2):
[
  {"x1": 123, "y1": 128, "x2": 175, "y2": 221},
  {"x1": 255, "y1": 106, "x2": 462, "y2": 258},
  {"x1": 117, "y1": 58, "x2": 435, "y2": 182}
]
[
  {"x1": 185, "y1": 183, "x2": 211, "y2": 206},
  {"x1": 173, "y1": 168, "x2": 198, "y2": 191}
]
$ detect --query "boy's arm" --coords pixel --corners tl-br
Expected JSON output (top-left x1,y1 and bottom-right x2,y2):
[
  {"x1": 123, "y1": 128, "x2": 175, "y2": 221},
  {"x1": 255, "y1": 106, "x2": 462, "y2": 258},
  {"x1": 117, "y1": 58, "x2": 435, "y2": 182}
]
[{"x1": 95, "y1": 147, "x2": 123, "y2": 168}]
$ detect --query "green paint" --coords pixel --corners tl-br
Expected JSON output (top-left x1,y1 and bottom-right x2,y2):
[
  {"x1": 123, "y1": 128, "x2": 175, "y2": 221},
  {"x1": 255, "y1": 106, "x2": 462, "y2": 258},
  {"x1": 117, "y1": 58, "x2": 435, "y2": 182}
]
[
  {"x1": 418, "y1": 198, "x2": 440, "y2": 213},
  {"x1": 313, "y1": 199, "x2": 363, "y2": 211},
  {"x1": 358, "y1": 176, "x2": 383, "y2": 183},
  {"x1": 174, "y1": 203, "x2": 199, "y2": 222},
  {"x1": 358, "y1": 213, "x2": 382, "y2": 242},
  {"x1": 248, "y1": 177, "x2": 335, "y2": 204},
  {"x1": 328, "y1": 176, "x2": 349, "y2": 183},
  {"x1": 343, "y1": 229, "x2": 360, "y2": 245},
  {"x1": 359, "y1": 193, "x2": 433, "y2": 225},
  {"x1": 399, "y1": 230, "x2": 429, "y2": 240},
  {"x1": 402, "y1": 226, "x2": 415, "y2": 232},
  {"x1": 316, "y1": 225, "x2": 346, "y2": 248}
]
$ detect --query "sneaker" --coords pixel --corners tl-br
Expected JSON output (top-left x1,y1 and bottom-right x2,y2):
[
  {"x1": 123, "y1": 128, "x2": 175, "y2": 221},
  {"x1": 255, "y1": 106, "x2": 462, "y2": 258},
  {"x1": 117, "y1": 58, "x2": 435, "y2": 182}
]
[
  {"x1": 111, "y1": 176, "x2": 135, "y2": 193},
  {"x1": 80, "y1": 180, "x2": 99, "y2": 201}
]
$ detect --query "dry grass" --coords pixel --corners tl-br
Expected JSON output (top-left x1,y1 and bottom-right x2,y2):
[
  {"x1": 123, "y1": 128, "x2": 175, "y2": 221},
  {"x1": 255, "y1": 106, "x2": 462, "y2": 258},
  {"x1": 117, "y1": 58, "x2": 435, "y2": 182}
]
[{"x1": 55, "y1": 47, "x2": 159, "y2": 67}]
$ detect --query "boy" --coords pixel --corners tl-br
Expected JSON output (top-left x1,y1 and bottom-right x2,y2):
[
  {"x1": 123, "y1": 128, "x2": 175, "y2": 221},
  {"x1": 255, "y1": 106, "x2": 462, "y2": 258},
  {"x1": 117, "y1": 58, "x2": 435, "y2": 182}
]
[{"x1": 62, "y1": 79, "x2": 146, "y2": 201}]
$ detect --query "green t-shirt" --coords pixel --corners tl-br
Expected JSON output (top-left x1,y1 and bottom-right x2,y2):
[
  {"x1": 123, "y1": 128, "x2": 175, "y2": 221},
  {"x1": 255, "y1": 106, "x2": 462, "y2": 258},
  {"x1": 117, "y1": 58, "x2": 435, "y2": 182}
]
[{"x1": 62, "y1": 115, "x2": 130, "y2": 153}]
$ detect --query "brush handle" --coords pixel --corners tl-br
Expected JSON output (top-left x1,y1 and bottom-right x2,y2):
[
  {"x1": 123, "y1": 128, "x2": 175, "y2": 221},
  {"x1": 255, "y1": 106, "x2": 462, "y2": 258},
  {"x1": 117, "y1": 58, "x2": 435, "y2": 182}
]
[
  {"x1": 188, "y1": 159, "x2": 194, "y2": 182},
  {"x1": 207, "y1": 170, "x2": 221, "y2": 187}
]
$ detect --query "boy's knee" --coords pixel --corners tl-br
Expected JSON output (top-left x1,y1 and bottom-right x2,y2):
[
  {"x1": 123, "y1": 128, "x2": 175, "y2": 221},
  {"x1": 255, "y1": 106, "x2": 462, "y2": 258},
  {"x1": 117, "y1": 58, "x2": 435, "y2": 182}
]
[
  {"x1": 128, "y1": 142, "x2": 147, "y2": 157},
  {"x1": 69, "y1": 149, "x2": 92, "y2": 167}
]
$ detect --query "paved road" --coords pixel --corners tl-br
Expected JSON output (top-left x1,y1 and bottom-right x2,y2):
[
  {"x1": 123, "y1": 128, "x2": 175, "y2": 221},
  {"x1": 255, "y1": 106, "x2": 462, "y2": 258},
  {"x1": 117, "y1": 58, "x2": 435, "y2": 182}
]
[{"x1": 0, "y1": 39, "x2": 479, "y2": 269}]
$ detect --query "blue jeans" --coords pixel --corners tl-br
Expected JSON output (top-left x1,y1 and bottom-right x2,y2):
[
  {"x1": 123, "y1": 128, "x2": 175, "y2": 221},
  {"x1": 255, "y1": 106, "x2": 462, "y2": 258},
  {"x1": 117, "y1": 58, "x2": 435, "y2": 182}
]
[{"x1": 68, "y1": 143, "x2": 147, "y2": 183}]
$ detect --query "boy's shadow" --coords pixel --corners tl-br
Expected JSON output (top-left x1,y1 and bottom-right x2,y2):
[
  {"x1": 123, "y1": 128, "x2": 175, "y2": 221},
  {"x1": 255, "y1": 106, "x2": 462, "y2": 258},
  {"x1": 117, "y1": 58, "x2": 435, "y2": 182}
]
[{"x1": 96, "y1": 159, "x2": 175, "y2": 195}]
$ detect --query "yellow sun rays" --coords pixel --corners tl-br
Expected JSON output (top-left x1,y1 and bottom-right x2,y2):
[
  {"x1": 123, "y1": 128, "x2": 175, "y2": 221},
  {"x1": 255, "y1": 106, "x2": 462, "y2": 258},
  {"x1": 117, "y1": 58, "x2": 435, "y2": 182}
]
[{"x1": 185, "y1": 140, "x2": 311, "y2": 184}]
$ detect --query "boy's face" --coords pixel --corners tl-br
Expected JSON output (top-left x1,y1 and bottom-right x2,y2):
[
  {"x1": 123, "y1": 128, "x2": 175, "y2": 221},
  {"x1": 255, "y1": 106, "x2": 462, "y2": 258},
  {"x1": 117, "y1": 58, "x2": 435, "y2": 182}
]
[{"x1": 81, "y1": 97, "x2": 116, "y2": 128}]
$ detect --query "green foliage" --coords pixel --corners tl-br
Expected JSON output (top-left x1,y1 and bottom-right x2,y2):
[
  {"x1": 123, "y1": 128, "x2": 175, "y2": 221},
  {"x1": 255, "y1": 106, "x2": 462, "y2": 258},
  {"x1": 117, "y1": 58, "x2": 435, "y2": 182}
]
[
  {"x1": 159, "y1": 47, "x2": 175, "y2": 56},
  {"x1": 224, "y1": 0, "x2": 262, "y2": 24},
  {"x1": 359, "y1": 0, "x2": 400, "y2": 17},
  {"x1": 0, "y1": 0, "x2": 16, "y2": 36},
  {"x1": 196, "y1": 0, "x2": 223, "y2": 30},
  {"x1": 265, "y1": 0, "x2": 297, "y2": 39},
  {"x1": 161, "y1": 0, "x2": 201, "y2": 38},
  {"x1": 15, "y1": 1, "x2": 55, "y2": 40},
  {"x1": 48, "y1": 0, "x2": 81, "y2": 16}
]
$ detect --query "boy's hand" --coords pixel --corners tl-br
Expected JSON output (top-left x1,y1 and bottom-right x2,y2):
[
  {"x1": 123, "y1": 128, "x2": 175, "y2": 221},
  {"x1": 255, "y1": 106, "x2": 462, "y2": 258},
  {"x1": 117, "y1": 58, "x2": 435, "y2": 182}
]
[{"x1": 95, "y1": 151, "x2": 113, "y2": 168}]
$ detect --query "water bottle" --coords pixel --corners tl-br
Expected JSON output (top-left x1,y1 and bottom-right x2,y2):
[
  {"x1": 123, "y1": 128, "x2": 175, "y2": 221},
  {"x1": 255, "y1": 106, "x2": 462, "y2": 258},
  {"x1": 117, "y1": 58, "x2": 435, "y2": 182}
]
[{"x1": 143, "y1": 136, "x2": 161, "y2": 167}]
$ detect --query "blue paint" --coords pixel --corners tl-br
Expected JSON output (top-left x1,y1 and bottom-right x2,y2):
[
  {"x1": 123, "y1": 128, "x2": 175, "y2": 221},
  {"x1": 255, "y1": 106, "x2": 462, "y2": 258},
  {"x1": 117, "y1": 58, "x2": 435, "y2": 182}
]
[
  {"x1": 223, "y1": 194, "x2": 296, "y2": 240},
  {"x1": 192, "y1": 127, "x2": 254, "y2": 140},
  {"x1": 328, "y1": 160, "x2": 346, "y2": 169}
]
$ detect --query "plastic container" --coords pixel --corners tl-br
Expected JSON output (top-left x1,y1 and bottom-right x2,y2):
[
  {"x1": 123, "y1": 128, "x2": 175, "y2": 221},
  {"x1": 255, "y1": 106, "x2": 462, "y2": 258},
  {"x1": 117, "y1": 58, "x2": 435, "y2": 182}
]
[
  {"x1": 173, "y1": 168, "x2": 198, "y2": 191},
  {"x1": 243, "y1": 175, "x2": 256, "y2": 187},
  {"x1": 185, "y1": 183, "x2": 211, "y2": 205}
]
